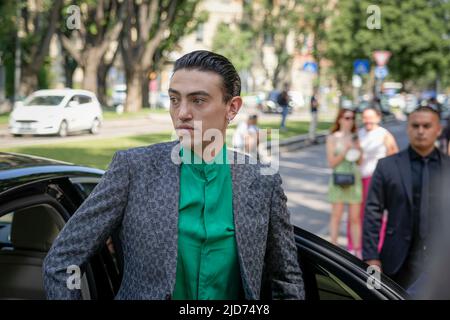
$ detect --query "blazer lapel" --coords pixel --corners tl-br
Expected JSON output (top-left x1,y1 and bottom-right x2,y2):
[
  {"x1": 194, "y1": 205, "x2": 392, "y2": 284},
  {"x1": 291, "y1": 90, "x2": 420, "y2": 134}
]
[
  {"x1": 396, "y1": 149, "x2": 413, "y2": 207},
  {"x1": 146, "y1": 140, "x2": 181, "y2": 291},
  {"x1": 228, "y1": 149, "x2": 260, "y2": 299}
]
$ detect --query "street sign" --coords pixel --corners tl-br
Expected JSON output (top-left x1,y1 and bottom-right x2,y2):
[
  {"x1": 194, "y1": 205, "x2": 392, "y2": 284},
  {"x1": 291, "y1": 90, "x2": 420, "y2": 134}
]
[
  {"x1": 375, "y1": 66, "x2": 389, "y2": 79},
  {"x1": 353, "y1": 59, "x2": 370, "y2": 75},
  {"x1": 303, "y1": 62, "x2": 318, "y2": 73},
  {"x1": 352, "y1": 74, "x2": 362, "y2": 88},
  {"x1": 373, "y1": 51, "x2": 391, "y2": 66}
]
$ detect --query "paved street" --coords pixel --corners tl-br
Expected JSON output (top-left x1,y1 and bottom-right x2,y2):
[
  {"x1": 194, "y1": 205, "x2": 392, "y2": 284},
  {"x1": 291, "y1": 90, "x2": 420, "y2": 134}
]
[{"x1": 280, "y1": 120, "x2": 410, "y2": 247}]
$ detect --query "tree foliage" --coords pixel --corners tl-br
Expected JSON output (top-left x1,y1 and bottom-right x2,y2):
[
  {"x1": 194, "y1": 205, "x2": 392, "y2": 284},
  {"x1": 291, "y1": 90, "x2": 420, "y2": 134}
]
[{"x1": 326, "y1": 0, "x2": 450, "y2": 91}]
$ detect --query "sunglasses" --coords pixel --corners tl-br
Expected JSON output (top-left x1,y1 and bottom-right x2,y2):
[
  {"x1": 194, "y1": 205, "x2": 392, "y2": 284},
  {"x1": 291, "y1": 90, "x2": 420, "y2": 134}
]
[{"x1": 342, "y1": 116, "x2": 355, "y2": 121}]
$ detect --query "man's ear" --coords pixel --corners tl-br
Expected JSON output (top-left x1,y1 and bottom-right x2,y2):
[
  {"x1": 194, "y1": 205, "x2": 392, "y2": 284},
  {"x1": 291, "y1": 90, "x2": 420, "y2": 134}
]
[{"x1": 226, "y1": 96, "x2": 243, "y2": 122}]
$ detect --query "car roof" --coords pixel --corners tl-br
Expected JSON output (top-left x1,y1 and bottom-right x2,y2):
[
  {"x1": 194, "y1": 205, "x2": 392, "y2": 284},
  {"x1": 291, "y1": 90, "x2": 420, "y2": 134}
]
[
  {"x1": 31, "y1": 89, "x2": 96, "y2": 97},
  {"x1": 0, "y1": 152, "x2": 104, "y2": 194}
]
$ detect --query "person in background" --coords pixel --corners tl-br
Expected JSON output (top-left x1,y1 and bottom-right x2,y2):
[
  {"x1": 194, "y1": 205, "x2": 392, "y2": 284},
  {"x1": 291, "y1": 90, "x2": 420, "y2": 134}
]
[
  {"x1": 363, "y1": 105, "x2": 450, "y2": 296},
  {"x1": 445, "y1": 117, "x2": 450, "y2": 156},
  {"x1": 326, "y1": 108, "x2": 363, "y2": 257},
  {"x1": 232, "y1": 114, "x2": 259, "y2": 157},
  {"x1": 309, "y1": 89, "x2": 320, "y2": 143},
  {"x1": 278, "y1": 84, "x2": 290, "y2": 131},
  {"x1": 347, "y1": 107, "x2": 399, "y2": 253}
]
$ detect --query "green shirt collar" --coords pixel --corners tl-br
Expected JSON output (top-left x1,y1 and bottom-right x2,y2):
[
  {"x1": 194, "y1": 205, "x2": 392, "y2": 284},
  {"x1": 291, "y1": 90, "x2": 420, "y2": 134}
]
[{"x1": 179, "y1": 144, "x2": 228, "y2": 180}]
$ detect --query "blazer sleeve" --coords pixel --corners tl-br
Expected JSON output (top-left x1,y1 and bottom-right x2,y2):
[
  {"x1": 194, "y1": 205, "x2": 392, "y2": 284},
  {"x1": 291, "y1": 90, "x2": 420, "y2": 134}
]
[
  {"x1": 362, "y1": 159, "x2": 386, "y2": 261},
  {"x1": 43, "y1": 150, "x2": 130, "y2": 299},
  {"x1": 264, "y1": 173, "x2": 305, "y2": 300}
]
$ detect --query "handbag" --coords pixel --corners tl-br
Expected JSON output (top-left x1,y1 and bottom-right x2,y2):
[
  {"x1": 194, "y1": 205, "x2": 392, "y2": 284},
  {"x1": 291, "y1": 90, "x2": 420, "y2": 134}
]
[{"x1": 333, "y1": 173, "x2": 355, "y2": 186}]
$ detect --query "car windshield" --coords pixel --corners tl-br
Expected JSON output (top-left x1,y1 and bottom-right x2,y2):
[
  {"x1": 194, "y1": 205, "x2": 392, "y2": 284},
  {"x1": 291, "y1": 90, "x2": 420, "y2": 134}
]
[{"x1": 24, "y1": 96, "x2": 65, "y2": 106}]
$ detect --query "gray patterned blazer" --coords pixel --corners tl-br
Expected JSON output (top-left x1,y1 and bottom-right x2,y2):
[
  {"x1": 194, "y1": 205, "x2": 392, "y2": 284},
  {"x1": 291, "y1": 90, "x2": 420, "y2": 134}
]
[{"x1": 43, "y1": 140, "x2": 305, "y2": 300}]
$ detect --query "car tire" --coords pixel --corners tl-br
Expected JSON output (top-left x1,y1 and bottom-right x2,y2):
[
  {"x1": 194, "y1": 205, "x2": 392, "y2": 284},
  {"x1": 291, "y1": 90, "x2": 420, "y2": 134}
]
[
  {"x1": 58, "y1": 120, "x2": 68, "y2": 137},
  {"x1": 89, "y1": 118, "x2": 100, "y2": 135}
]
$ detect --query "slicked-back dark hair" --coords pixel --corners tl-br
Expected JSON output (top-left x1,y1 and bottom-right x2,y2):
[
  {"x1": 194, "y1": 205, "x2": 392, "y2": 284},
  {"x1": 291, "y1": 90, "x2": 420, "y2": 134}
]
[
  {"x1": 408, "y1": 105, "x2": 441, "y2": 120},
  {"x1": 173, "y1": 50, "x2": 241, "y2": 103}
]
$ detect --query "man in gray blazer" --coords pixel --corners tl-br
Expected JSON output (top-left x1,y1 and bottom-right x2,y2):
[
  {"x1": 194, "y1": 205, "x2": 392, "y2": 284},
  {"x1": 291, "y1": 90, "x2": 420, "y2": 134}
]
[{"x1": 43, "y1": 50, "x2": 305, "y2": 300}]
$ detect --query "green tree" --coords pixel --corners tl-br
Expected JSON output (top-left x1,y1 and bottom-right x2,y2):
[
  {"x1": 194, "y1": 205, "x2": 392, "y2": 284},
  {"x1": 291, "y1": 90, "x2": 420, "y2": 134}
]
[
  {"x1": 0, "y1": 0, "x2": 63, "y2": 98},
  {"x1": 59, "y1": 0, "x2": 125, "y2": 96},
  {"x1": 212, "y1": 22, "x2": 253, "y2": 72},
  {"x1": 120, "y1": 0, "x2": 202, "y2": 112},
  {"x1": 326, "y1": 0, "x2": 450, "y2": 92},
  {"x1": 242, "y1": 0, "x2": 306, "y2": 90},
  {"x1": 301, "y1": 0, "x2": 332, "y2": 88}
]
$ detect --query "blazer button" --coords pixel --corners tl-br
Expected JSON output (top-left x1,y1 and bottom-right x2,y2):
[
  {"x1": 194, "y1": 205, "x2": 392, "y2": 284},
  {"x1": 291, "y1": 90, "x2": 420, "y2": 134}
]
[{"x1": 165, "y1": 294, "x2": 172, "y2": 300}]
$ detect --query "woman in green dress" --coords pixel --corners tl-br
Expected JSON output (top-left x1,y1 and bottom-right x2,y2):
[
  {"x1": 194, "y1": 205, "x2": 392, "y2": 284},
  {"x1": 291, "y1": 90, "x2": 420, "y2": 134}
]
[{"x1": 326, "y1": 108, "x2": 363, "y2": 257}]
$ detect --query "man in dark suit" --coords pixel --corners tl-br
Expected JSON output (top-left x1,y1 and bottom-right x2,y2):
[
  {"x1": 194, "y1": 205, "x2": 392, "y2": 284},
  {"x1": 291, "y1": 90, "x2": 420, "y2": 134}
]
[{"x1": 363, "y1": 105, "x2": 450, "y2": 294}]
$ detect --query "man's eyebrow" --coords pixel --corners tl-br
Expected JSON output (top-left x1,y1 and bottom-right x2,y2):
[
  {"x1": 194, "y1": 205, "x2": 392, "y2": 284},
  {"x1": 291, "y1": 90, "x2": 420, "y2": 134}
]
[
  {"x1": 168, "y1": 88, "x2": 211, "y2": 97},
  {"x1": 168, "y1": 88, "x2": 180, "y2": 95},
  {"x1": 187, "y1": 91, "x2": 211, "y2": 97}
]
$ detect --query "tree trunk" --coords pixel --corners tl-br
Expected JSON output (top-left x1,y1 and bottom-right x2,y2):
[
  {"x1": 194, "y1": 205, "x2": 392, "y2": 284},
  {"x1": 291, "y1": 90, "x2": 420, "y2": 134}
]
[
  {"x1": 141, "y1": 70, "x2": 149, "y2": 109},
  {"x1": 125, "y1": 68, "x2": 143, "y2": 112},
  {"x1": 97, "y1": 65, "x2": 108, "y2": 107},
  {"x1": 19, "y1": 68, "x2": 39, "y2": 96},
  {"x1": 97, "y1": 68, "x2": 108, "y2": 107},
  {"x1": 82, "y1": 57, "x2": 100, "y2": 94},
  {"x1": 64, "y1": 60, "x2": 75, "y2": 88}
]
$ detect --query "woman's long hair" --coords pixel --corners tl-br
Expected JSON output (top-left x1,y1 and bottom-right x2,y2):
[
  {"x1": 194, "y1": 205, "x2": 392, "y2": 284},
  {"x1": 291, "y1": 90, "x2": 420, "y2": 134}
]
[{"x1": 330, "y1": 108, "x2": 357, "y2": 134}]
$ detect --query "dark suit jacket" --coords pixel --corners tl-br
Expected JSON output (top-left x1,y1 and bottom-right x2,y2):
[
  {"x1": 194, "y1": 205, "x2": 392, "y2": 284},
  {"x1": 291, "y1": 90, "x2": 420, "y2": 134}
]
[
  {"x1": 43, "y1": 140, "x2": 305, "y2": 300},
  {"x1": 362, "y1": 148, "x2": 450, "y2": 276}
]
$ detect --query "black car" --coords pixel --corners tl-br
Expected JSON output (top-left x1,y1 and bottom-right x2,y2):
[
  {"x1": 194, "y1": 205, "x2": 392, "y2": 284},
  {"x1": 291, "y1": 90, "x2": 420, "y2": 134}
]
[{"x1": 0, "y1": 152, "x2": 408, "y2": 300}]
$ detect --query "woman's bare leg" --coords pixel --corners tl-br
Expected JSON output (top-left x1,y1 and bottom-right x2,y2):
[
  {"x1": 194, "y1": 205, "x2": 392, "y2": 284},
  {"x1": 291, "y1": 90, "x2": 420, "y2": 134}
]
[
  {"x1": 330, "y1": 203, "x2": 345, "y2": 246},
  {"x1": 349, "y1": 203, "x2": 362, "y2": 256}
]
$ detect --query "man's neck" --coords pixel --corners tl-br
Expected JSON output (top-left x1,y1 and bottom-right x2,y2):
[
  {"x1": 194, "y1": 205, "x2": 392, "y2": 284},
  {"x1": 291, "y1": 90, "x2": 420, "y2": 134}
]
[
  {"x1": 411, "y1": 145, "x2": 435, "y2": 158},
  {"x1": 189, "y1": 141, "x2": 226, "y2": 163}
]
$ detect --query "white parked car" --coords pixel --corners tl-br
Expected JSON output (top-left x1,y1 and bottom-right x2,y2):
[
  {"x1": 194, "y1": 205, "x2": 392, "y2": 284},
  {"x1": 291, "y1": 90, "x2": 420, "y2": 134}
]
[
  {"x1": 111, "y1": 84, "x2": 127, "y2": 107},
  {"x1": 9, "y1": 89, "x2": 103, "y2": 137},
  {"x1": 288, "y1": 91, "x2": 306, "y2": 109}
]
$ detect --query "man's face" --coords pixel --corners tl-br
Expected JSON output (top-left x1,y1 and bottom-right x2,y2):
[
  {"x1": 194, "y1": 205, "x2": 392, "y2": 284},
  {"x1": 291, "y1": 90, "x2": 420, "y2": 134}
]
[
  {"x1": 407, "y1": 111, "x2": 442, "y2": 151},
  {"x1": 362, "y1": 109, "x2": 381, "y2": 131},
  {"x1": 169, "y1": 69, "x2": 241, "y2": 150}
]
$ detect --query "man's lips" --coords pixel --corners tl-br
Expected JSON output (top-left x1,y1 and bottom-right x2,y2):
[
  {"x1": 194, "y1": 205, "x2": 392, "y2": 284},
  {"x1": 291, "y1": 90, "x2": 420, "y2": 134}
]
[{"x1": 176, "y1": 125, "x2": 194, "y2": 130}]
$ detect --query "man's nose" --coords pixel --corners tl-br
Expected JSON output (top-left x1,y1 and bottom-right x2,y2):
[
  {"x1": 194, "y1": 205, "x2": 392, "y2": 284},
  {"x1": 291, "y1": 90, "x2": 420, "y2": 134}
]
[{"x1": 178, "y1": 100, "x2": 192, "y2": 120}]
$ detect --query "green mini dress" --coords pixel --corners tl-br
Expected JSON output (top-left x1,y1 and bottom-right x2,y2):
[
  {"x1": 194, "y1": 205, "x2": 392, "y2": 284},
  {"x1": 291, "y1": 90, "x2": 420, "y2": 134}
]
[{"x1": 327, "y1": 140, "x2": 362, "y2": 204}]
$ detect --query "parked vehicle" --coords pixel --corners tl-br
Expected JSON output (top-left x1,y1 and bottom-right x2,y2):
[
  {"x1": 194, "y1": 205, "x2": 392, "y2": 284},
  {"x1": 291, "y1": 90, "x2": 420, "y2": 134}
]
[
  {"x1": 0, "y1": 152, "x2": 408, "y2": 300},
  {"x1": 262, "y1": 90, "x2": 293, "y2": 114},
  {"x1": 9, "y1": 89, "x2": 103, "y2": 137},
  {"x1": 111, "y1": 84, "x2": 127, "y2": 107},
  {"x1": 155, "y1": 91, "x2": 170, "y2": 109}
]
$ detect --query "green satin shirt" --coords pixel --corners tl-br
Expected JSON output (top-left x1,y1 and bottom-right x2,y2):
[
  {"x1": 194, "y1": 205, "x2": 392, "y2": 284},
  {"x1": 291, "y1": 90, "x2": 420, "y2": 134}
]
[{"x1": 172, "y1": 144, "x2": 242, "y2": 300}]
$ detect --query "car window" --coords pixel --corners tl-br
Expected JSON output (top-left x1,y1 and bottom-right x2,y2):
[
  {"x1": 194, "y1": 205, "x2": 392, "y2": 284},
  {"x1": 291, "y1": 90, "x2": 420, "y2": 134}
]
[
  {"x1": 314, "y1": 264, "x2": 362, "y2": 300},
  {"x1": 0, "y1": 212, "x2": 13, "y2": 249},
  {"x1": 78, "y1": 95, "x2": 92, "y2": 104},
  {"x1": 0, "y1": 204, "x2": 76, "y2": 299},
  {"x1": 73, "y1": 182, "x2": 98, "y2": 198},
  {"x1": 24, "y1": 96, "x2": 65, "y2": 106}
]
